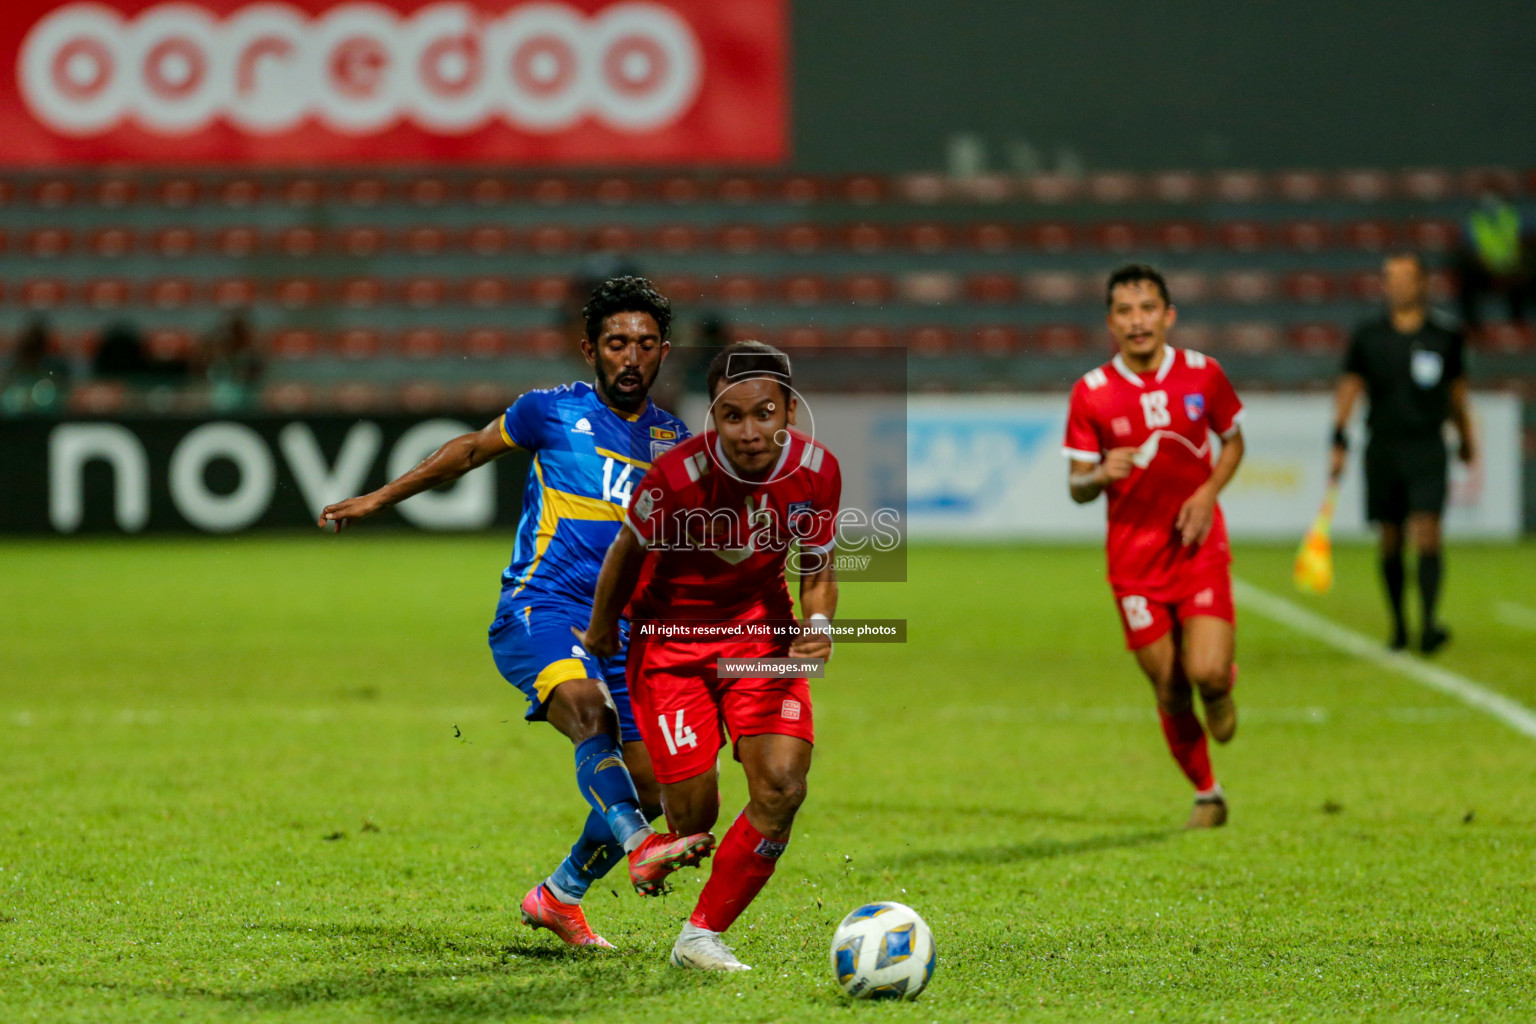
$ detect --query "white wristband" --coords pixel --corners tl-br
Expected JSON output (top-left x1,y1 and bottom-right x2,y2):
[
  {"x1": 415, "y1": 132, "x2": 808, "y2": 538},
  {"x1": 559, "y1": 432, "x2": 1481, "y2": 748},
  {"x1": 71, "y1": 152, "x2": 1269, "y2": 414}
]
[{"x1": 807, "y1": 613, "x2": 831, "y2": 633}]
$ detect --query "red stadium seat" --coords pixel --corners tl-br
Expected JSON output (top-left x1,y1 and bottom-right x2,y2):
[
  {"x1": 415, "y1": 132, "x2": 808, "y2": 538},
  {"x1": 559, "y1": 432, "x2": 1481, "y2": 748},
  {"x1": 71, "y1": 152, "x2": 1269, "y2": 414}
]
[
  {"x1": 1154, "y1": 221, "x2": 1206, "y2": 252},
  {"x1": 1092, "y1": 221, "x2": 1142, "y2": 253},
  {"x1": 1280, "y1": 220, "x2": 1333, "y2": 252},
  {"x1": 899, "y1": 271, "x2": 961, "y2": 304},
  {"x1": 842, "y1": 176, "x2": 889, "y2": 204},
  {"x1": 278, "y1": 226, "x2": 322, "y2": 257},
  {"x1": 146, "y1": 329, "x2": 193, "y2": 361},
  {"x1": 332, "y1": 382, "x2": 386, "y2": 412},
  {"x1": 593, "y1": 177, "x2": 639, "y2": 205},
  {"x1": 1400, "y1": 168, "x2": 1456, "y2": 201},
  {"x1": 1338, "y1": 169, "x2": 1393, "y2": 202},
  {"x1": 338, "y1": 277, "x2": 384, "y2": 309},
  {"x1": 528, "y1": 225, "x2": 576, "y2": 255},
  {"x1": 274, "y1": 277, "x2": 322, "y2": 308},
  {"x1": 27, "y1": 228, "x2": 72, "y2": 258},
  {"x1": 1024, "y1": 174, "x2": 1081, "y2": 204},
  {"x1": 90, "y1": 228, "x2": 135, "y2": 258},
  {"x1": 157, "y1": 178, "x2": 200, "y2": 207},
  {"x1": 654, "y1": 275, "x2": 702, "y2": 302},
  {"x1": 218, "y1": 178, "x2": 262, "y2": 207},
  {"x1": 1162, "y1": 270, "x2": 1210, "y2": 303},
  {"x1": 844, "y1": 223, "x2": 889, "y2": 253},
  {"x1": 336, "y1": 329, "x2": 383, "y2": 359},
  {"x1": 402, "y1": 277, "x2": 447, "y2": 308},
  {"x1": 1217, "y1": 221, "x2": 1269, "y2": 251},
  {"x1": 211, "y1": 278, "x2": 257, "y2": 308},
  {"x1": 781, "y1": 274, "x2": 830, "y2": 306},
  {"x1": 716, "y1": 177, "x2": 761, "y2": 204},
  {"x1": 465, "y1": 276, "x2": 515, "y2": 307},
  {"x1": 408, "y1": 177, "x2": 452, "y2": 206},
  {"x1": 653, "y1": 224, "x2": 702, "y2": 254},
  {"x1": 67, "y1": 382, "x2": 128, "y2": 414},
  {"x1": 261, "y1": 382, "x2": 316, "y2": 412},
  {"x1": 281, "y1": 177, "x2": 324, "y2": 207},
  {"x1": 902, "y1": 222, "x2": 952, "y2": 253},
  {"x1": 403, "y1": 226, "x2": 449, "y2": 256},
  {"x1": 529, "y1": 275, "x2": 570, "y2": 307},
  {"x1": 467, "y1": 226, "x2": 512, "y2": 256},
  {"x1": 530, "y1": 178, "x2": 575, "y2": 206},
  {"x1": 779, "y1": 224, "x2": 826, "y2": 254},
  {"x1": 907, "y1": 326, "x2": 957, "y2": 354},
  {"x1": 267, "y1": 329, "x2": 321, "y2": 359},
  {"x1": 1462, "y1": 167, "x2": 1520, "y2": 198},
  {"x1": 1088, "y1": 172, "x2": 1142, "y2": 203},
  {"x1": 524, "y1": 327, "x2": 569, "y2": 357},
  {"x1": 33, "y1": 178, "x2": 75, "y2": 207},
  {"x1": 1343, "y1": 220, "x2": 1397, "y2": 251},
  {"x1": 464, "y1": 327, "x2": 511, "y2": 357},
  {"x1": 1406, "y1": 219, "x2": 1460, "y2": 252},
  {"x1": 779, "y1": 326, "x2": 832, "y2": 349},
  {"x1": 1029, "y1": 222, "x2": 1077, "y2": 253},
  {"x1": 469, "y1": 177, "x2": 513, "y2": 206},
  {"x1": 718, "y1": 275, "x2": 767, "y2": 304},
  {"x1": 1346, "y1": 271, "x2": 1382, "y2": 301},
  {"x1": 1212, "y1": 170, "x2": 1267, "y2": 202},
  {"x1": 1283, "y1": 271, "x2": 1338, "y2": 304},
  {"x1": 1219, "y1": 270, "x2": 1277, "y2": 303},
  {"x1": 339, "y1": 226, "x2": 386, "y2": 257},
  {"x1": 462, "y1": 381, "x2": 517, "y2": 412},
  {"x1": 1426, "y1": 269, "x2": 1455, "y2": 303},
  {"x1": 900, "y1": 173, "x2": 950, "y2": 204},
  {"x1": 400, "y1": 328, "x2": 448, "y2": 359},
  {"x1": 214, "y1": 226, "x2": 261, "y2": 257},
  {"x1": 399, "y1": 381, "x2": 448, "y2": 412},
  {"x1": 844, "y1": 326, "x2": 894, "y2": 348},
  {"x1": 780, "y1": 176, "x2": 823, "y2": 204},
  {"x1": 344, "y1": 177, "x2": 389, "y2": 206},
  {"x1": 1275, "y1": 170, "x2": 1329, "y2": 202},
  {"x1": 83, "y1": 278, "x2": 130, "y2": 309},
  {"x1": 1289, "y1": 323, "x2": 1347, "y2": 353},
  {"x1": 967, "y1": 222, "x2": 1013, "y2": 253},
  {"x1": 1036, "y1": 325, "x2": 1087, "y2": 354},
  {"x1": 153, "y1": 227, "x2": 199, "y2": 258},
  {"x1": 844, "y1": 274, "x2": 893, "y2": 305},
  {"x1": 1149, "y1": 171, "x2": 1203, "y2": 203},
  {"x1": 592, "y1": 225, "x2": 640, "y2": 252},
  {"x1": 1224, "y1": 322, "x2": 1282, "y2": 353},
  {"x1": 966, "y1": 273, "x2": 1022, "y2": 304},
  {"x1": 972, "y1": 325, "x2": 1024, "y2": 355},
  {"x1": 1480, "y1": 323, "x2": 1536, "y2": 353},
  {"x1": 659, "y1": 177, "x2": 702, "y2": 204},
  {"x1": 94, "y1": 178, "x2": 137, "y2": 207},
  {"x1": 145, "y1": 278, "x2": 194, "y2": 309},
  {"x1": 1025, "y1": 271, "x2": 1083, "y2": 305},
  {"x1": 719, "y1": 224, "x2": 765, "y2": 254}
]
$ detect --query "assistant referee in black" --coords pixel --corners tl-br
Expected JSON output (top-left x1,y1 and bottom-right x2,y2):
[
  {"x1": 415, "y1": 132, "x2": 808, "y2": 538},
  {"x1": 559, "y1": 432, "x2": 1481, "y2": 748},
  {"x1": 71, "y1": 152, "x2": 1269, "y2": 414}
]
[{"x1": 1330, "y1": 251, "x2": 1474, "y2": 653}]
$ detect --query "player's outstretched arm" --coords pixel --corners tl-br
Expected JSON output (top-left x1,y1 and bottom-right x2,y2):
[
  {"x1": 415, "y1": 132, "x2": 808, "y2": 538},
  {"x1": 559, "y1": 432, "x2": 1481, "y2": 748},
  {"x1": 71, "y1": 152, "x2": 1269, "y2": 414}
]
[
  {"x1": 575, "y1": 526, "x2": 647, "y2": 658},
  {"x1": 1330, "y1": 372, "x2": 1364, "y2": 480},
  {"x1": 318, "y1": 418, "x2": 511, "y2": 531},
  {"x1": 1069, "y1": 449, "x2": 1135, "y2": 504},
  {"x1": 789, "y1": 557, "x2": 838, "y2": 661},
  {"x1": 1176, "y1": 429, "x2": 1246, "y2": 547}
]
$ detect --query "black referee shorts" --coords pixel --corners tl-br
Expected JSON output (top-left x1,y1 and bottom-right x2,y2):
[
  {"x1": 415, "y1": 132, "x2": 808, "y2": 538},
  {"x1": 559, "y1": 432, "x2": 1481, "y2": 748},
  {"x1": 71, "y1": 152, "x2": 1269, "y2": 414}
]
[{"x1": 1364, "y1": 438, "x2": 1448, "y2": 524}]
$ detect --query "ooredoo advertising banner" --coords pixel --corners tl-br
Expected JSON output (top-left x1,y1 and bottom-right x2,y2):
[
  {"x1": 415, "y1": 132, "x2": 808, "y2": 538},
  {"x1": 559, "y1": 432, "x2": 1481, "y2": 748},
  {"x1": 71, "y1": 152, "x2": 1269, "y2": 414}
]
[{"x1": 0, "y1": 0, "x2": 786, "y2": 165}]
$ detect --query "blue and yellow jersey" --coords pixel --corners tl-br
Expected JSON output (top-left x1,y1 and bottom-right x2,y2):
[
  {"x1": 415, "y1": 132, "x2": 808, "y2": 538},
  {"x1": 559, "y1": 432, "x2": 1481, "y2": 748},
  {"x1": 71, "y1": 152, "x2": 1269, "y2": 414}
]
[{"x1": 499, "y1": 381, "x2": 689, "y2": 604}]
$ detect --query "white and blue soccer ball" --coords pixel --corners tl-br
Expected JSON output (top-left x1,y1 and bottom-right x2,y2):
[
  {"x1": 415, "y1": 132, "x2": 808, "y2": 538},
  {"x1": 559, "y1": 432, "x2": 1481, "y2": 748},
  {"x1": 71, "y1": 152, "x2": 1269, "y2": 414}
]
[{"x1": 829, "y1": 901, "x2": 936, "y2": 1000}]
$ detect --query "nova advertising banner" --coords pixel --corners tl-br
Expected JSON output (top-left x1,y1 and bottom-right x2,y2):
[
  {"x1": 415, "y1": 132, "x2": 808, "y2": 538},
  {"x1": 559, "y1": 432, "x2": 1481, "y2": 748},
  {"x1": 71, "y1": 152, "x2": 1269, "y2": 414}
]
[{"x1": 0, "y1": 0, "x2": 786, "y2": 165}]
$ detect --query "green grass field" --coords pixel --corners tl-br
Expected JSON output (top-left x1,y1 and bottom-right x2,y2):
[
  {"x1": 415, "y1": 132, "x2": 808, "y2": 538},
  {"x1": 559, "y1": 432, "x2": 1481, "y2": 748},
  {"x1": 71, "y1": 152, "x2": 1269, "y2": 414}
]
[{"x1": 4, "y1": 536, "x2": 1536, "y2": 1023}]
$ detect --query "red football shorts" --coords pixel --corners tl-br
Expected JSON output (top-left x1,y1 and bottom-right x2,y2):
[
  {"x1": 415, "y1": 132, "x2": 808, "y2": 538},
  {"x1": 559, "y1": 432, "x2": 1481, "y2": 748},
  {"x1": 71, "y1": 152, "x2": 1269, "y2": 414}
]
[
  {"x1": 1110, "y1": 563, "x2": 1235, "y2": 650},
  {"x1": 627, "y1": 638, "x2": 815, "y2": 785}
]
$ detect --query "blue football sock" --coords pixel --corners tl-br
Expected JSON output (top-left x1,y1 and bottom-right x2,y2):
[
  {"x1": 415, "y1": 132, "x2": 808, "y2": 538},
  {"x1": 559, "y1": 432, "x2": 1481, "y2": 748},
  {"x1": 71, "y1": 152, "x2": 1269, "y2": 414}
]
[
  {"x1": 573, "y1": 734, "x2": 651, "y2": 851},
  {"x1": 546, "y1": 809, "x2": 627, "y2": 905}
]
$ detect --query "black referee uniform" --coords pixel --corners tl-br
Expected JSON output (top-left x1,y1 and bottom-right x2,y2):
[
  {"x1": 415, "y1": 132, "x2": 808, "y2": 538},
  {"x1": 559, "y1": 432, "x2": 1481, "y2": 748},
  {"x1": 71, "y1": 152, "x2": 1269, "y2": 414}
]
[
  {"x1": 1344, "y1": 312, "x2": 1465, "y2": 523},
  {"x1": 1342, "y1": 311, "x2": 1466, "y2": 651}
]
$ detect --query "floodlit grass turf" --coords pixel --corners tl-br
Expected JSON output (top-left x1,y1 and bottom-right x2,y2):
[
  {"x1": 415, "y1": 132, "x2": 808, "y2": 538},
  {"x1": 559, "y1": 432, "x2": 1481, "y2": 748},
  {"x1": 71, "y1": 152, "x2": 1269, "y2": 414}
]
[{"x1": 3, "y1": 535, "x2": 1535, "y2": 1023}]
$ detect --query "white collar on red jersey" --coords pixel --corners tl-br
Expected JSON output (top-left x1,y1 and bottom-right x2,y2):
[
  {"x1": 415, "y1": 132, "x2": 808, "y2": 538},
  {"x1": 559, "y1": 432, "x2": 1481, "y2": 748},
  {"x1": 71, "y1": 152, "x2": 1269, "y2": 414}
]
[
  {"x1": 1110, "y1": 346, "x2": 1177, "y2": 388},
  {"x1": 712, "y1": 432, "x2": 796, "y2": 484}
]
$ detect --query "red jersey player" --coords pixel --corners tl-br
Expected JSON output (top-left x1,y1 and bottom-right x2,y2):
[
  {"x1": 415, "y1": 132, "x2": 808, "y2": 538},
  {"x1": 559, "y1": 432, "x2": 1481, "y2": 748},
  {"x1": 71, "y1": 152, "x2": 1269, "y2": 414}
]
[
  {"x1": 577, "y1": 341, "x2": 840, "y2": 971},
  {"x1": 1064, "y1": 264, "x2": 1246, "y2": 829}
]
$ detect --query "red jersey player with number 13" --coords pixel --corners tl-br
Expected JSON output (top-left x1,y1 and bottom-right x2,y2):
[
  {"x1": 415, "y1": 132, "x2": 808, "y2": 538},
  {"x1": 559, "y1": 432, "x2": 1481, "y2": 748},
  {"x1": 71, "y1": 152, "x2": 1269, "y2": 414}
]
[
  {"x1": 1064, "y1": 264, "x2": 1247, "y2": 829},
  {"x1": 578, "y1": 341, "x2": 841, "y2": 971}
]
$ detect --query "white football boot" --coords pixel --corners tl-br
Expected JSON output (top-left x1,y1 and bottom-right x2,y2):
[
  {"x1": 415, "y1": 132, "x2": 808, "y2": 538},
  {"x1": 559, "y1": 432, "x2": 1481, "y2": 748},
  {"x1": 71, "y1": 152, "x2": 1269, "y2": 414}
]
[{"x1": 670, "y1": 923, "x2": 752, "y2": 972}]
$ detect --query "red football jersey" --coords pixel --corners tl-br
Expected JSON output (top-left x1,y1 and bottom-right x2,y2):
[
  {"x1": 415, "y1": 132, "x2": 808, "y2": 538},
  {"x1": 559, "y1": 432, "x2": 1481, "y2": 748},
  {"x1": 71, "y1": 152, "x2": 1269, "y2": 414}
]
[
  {"x1": 625, "y1": 428, "x2": 841, "y2": 622},
  {"x1": 1062, "y1": 346, "x2": 1244, "y2": 599}
]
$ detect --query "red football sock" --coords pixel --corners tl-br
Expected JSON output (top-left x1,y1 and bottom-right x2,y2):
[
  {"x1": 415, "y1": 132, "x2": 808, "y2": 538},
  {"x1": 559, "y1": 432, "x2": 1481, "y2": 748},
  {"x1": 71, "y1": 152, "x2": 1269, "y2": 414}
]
[
  {"x1": 1158, "y1": 708, "x2": 1216, "y2": 792},
  {"x1": 689, "y1": 812, "x2": 786, "y2": 933}
]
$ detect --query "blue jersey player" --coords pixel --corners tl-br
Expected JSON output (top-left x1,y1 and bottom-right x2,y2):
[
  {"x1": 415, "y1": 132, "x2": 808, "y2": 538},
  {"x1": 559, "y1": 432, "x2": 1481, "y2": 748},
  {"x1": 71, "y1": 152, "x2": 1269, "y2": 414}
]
[{"x1": 319, "y1": 277, "x2": 715, "y2": 948}]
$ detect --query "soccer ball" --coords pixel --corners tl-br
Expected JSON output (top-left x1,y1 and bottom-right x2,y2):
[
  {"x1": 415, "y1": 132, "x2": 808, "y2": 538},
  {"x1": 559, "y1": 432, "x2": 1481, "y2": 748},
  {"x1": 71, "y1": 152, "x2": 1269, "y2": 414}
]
[{"x1": 829, "y1": 901, "x2": 936, "y2": 1000}]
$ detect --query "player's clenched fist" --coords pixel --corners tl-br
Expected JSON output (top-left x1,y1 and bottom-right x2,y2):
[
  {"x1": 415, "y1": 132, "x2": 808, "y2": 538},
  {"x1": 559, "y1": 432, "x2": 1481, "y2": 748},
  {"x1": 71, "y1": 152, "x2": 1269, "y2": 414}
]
[
  {"x1": 1175, "y1": 486, "x2": 1218, "y2": 547},
  {"x1": 789, "y1": 618, "x2": 832, "y2": 661},
  {"x1": 318, "y1": 494, "x2": 386, "y2": 532},
  {"x1": 1100, "y1": 447, "x2": 1137, "y2": 482},
  {"x1": 572, "y1": 624, "x2": 620, "y2": 659}
]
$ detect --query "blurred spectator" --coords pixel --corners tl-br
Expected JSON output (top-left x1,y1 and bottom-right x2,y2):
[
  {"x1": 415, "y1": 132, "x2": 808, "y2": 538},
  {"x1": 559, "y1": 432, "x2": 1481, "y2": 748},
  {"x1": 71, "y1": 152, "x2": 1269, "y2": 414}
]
[
  {"x1": 91, "y1": 320, "x2": 152, "y2": 379},
  {"x1": 203, "y1": 311, "x2": 263, "y2": 410},
  {"x1": 0, "y1": 317, "x2": 69, "y2": 414},
  {"x1": 563, "y1": 248, "x2": 643, "y2": 341},
  {"x1": 1456, "y1": 188, "x2": 1533, "y2": 331}
]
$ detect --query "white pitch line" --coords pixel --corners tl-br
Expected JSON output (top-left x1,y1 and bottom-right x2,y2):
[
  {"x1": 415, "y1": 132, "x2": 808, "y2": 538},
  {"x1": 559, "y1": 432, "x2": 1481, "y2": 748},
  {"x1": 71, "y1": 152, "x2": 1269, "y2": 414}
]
[
  {"x1": 1495, "y1": 602, "x2": 1536, "y2": 632},
  {"x1": 1232, "y1": 578, "x2": 1536, "y2": 742}
]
